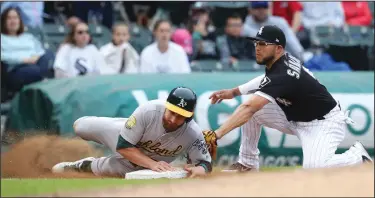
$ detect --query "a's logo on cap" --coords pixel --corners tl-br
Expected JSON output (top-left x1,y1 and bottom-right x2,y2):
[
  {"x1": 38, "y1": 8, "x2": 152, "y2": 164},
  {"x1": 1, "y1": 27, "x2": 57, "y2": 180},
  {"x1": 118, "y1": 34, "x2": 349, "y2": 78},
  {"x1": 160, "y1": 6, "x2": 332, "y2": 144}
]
[
  {"x1": 258, "y1": 26, "x2": 264, "y2": 35},
  {"x1": 276, "y1": 38, "x2": 279, "y2": 42},
  {"x1": 177, "y1": 98, "x2": 187, "y2": 108}
]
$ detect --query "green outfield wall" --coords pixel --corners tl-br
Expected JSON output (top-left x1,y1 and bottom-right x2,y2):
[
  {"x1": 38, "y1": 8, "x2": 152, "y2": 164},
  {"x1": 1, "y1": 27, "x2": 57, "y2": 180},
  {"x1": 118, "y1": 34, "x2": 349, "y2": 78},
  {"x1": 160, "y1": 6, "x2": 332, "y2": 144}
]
[{"x1": 9, "y1": 72, "x2": 374, "y2": 166}]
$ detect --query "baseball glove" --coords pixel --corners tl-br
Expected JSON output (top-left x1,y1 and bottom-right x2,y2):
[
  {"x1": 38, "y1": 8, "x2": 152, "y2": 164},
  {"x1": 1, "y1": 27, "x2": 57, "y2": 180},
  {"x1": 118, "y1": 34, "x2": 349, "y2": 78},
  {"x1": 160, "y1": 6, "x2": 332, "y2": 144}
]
[{"x1": 203, "y1": 130, "x2": 218, "y2": 160}]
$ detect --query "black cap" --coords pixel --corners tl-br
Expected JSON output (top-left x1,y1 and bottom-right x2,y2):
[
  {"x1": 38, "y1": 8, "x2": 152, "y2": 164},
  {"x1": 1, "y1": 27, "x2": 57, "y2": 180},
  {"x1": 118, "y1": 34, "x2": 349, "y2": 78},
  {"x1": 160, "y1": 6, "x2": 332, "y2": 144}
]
[
  {"x1": 247, "y1": 25, "x2": 286, "y2": 48},
  {"x1": 166, "y1": 86, "x2": 197, "y2": 118}
]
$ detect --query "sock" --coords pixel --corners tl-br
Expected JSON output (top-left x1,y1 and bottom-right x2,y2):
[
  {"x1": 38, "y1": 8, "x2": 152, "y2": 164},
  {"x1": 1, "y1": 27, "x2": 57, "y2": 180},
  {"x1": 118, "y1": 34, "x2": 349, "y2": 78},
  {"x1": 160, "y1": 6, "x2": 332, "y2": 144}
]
[{"x1": 80, "y1": 161, "x2": 93, "y2": 173}]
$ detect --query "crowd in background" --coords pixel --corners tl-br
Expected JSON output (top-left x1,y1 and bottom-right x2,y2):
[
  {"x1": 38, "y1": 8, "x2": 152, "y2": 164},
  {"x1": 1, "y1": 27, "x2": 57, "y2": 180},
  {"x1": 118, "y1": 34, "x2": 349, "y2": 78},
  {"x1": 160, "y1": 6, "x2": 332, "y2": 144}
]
[{"x1": 0, "y1": 1, "x2": 374, "y2": 102}]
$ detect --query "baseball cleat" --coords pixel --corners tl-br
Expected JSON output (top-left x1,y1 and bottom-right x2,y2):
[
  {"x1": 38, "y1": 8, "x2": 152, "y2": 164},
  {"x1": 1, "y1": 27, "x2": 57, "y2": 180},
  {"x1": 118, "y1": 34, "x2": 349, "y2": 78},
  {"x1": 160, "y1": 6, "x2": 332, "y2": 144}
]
[
  {"x1": 221, "y1": 162, "x2": 255, "y2": 173},
  {"x1": 52, "y1": 157, "x2": 95, "y2": 173},
  {"x1": 353, "y1": 141, "x2": 373, "y2": 163}
]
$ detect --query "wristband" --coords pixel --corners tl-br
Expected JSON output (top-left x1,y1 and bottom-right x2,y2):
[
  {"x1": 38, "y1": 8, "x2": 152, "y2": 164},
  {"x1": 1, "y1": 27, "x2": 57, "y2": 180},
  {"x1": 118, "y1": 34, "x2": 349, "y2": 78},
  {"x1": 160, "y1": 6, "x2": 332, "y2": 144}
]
[{"x1": 195, "y1": 160, "x2": 212, "y2": 173}]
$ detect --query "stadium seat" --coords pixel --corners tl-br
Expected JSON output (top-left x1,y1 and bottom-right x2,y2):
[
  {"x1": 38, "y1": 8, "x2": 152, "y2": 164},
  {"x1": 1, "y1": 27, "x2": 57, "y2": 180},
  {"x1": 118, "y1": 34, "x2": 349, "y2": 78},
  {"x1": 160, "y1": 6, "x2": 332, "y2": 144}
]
[
  {"x1": 24, "y1": 26, "x2": 45, "y2": 43},
  {"x1": 190, "y1": 60, "x2": 222, "y2": 72},
  {"x1": 233, "y1": 60, "x2": 260, "y2": 72},
  {"x1": 129, "y1": 23, "x2": 153, "y2": 54},
  {"x1": 330, "y1": 27, "x2": 352, "y2": 46},
  {"x1": 347, "y1": 26, "x2": 374, "y2": 46},
  {"x1": 42, "y1": 24, "x2": 68, "y2": 52},
  {"x1": 310, "y1": 26, "x2": 334, "y2": 47},
  {"x1": 88, "y1": 24, "x2": 112, "y2": 48}
]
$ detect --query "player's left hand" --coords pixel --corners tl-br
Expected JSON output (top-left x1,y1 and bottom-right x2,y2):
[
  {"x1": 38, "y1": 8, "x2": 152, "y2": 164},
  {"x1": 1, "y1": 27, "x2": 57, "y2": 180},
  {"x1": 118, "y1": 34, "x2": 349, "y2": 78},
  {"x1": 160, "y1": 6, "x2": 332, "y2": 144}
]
[{"x1": 184, "y1": 164, "x2": 207, "y2": 178}]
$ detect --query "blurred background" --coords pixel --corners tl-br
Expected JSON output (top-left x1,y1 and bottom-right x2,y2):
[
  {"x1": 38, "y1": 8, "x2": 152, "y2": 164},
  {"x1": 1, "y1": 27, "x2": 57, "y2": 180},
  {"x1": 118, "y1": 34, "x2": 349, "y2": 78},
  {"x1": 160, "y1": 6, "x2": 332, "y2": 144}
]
[{"x1": 1, "y1": 1, "x2": 374, "y2": 166}]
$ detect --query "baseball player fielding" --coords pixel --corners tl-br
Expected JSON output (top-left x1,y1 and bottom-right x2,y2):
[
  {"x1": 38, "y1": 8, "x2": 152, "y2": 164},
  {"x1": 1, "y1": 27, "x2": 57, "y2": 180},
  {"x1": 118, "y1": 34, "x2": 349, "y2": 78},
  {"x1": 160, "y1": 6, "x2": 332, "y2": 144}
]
[{"x1": 206, "y1": 25, "x2": 373, "y2": 172}]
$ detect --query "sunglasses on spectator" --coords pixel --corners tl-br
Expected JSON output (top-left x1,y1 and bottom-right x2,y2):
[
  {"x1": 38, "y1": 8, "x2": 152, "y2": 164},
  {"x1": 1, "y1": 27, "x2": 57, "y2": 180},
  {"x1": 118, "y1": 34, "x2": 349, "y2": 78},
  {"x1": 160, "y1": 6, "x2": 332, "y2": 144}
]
[
  {"x1": 76, "y1": 30, "x2": 89, "y2": 35},
  {"x1": 254, "y1": 41, "x2": 277, "y2": 47}
]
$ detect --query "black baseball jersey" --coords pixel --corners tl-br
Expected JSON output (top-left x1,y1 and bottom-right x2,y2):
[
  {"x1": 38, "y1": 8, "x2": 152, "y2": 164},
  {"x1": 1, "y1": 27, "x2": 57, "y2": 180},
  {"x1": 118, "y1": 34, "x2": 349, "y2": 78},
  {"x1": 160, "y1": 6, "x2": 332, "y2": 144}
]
[{"x1": 255, "y1": 53, "x2": 337, "y2": 122}]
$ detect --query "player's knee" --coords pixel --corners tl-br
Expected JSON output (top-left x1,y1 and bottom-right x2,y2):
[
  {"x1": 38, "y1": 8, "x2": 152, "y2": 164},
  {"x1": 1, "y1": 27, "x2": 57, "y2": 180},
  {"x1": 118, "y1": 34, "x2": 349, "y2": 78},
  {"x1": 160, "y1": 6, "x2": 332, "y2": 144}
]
[
  {"x1": 73, "y1": 116, "x2": 93, "y2": 136},
  {"x1": 302, "y1": 159, "x2": 327, "y2": 169}
]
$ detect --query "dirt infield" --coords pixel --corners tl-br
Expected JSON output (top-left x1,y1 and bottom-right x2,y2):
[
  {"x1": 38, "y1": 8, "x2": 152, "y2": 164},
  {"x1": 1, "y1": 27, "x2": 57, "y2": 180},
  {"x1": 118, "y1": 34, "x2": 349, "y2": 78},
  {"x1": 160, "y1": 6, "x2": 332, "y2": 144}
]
[
  {"x1": 1, "y1": 135, "x2": 102, "y2": 178},
  {"x1": 2, "y1": 135, "x2": 374, "y2": 197},
  {"x1": 55, "y1": 164, "x2": 374, "y2": 197}
]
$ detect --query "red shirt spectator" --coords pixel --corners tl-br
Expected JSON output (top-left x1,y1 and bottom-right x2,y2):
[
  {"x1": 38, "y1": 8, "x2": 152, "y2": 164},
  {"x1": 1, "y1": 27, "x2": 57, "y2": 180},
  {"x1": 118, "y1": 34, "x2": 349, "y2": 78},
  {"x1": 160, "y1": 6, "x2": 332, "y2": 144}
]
[
  {"x1": 271, "y1": 2, "x2": 303, "y2": 33},
  {"x1": 342, "y1": 2, "x2": 372, "y2": 26}
]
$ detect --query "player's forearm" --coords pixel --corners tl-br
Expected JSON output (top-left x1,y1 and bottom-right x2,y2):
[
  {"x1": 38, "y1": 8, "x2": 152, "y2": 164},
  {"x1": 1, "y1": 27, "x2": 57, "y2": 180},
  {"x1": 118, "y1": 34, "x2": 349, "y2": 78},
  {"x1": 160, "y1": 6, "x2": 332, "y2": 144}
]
[
  {"x1": 215, "y1": 103, "x2": 256, "y2": 139},
  {"x1": 232, "y1": 87, "x2": 242, "y2": 97},
  {"x1": 117, "y1": 147, "x2": 156, "y2": 169}
]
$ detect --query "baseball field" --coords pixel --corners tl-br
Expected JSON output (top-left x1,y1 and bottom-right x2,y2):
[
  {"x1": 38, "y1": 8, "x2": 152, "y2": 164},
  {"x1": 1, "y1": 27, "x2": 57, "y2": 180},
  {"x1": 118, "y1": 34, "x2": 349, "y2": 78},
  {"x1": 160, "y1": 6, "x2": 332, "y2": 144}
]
[{"x1": 1, "y1": 135, "x2": 374, "y2": 197}]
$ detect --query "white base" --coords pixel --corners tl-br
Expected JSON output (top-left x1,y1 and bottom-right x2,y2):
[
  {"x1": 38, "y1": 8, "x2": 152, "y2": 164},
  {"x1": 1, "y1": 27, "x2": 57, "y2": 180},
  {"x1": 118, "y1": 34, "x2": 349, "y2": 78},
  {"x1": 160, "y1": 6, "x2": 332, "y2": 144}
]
[{"x1": 125, "y1": 168, "x2": 188, "y2": 180}]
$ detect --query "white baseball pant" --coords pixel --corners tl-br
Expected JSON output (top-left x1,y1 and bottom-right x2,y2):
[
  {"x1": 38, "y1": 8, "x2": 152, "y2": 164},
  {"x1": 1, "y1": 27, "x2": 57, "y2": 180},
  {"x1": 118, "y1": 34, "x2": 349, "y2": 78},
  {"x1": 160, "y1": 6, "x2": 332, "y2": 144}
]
[{"x1": 239, "y1": 102, "x2": 364, "y2": 169}]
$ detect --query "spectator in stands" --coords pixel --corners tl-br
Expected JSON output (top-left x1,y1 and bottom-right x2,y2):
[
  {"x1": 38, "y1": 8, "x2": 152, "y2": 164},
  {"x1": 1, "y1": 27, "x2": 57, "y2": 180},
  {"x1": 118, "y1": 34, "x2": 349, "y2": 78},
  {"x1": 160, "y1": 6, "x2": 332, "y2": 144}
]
[
  {"x1": 187, "y1": 7, "x2": 219, "y2": 61},
  {"x1": 71, "y1": 2, "x2": 113, "y2": 30},
  {"x1": 139, "y1": 20, "x2": 191, "y2": 73},
  {"x1": 301, "y1": 2, "x2": 345, "y2": 30},
  {"x1": 1, "y1": 7, "x2": 54, "y2": 92},
  {"x1": 171, "y1": 28, "x2": 193, "y2": 61},
  {"x1": 341, "y1": 2, "x2": 373, "y2": 26},
  {"x1": 99, "y1": 23, "x2": 140, "y2": 74},
  {"x1": 128, "y1": 9, "x2": 154, "y2": 54},
  {"x1": 1, "y1": 2, "x2": 44, "y2": 28},
  {"x1": 53, "y1": 22, "x2": 110, "y2": 78},
  {"x1": 271, "y1": 1, "x2": 303, "y2": 33},
  {"x1": 216, "y1": 13, "x2": 255, "y2": 67},
  {"x1": 243, "y1": 1, "x2": 304, "y2": 60}
]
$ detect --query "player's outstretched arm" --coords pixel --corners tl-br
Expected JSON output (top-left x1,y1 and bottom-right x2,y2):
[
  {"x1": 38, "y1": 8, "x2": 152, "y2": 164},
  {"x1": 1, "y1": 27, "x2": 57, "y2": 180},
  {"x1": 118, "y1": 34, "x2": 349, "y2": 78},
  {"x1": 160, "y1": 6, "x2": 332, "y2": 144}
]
[
  {"x1": 209, "y1": 87, "x2": 241, "y2": 104},
  {"x1": 116, "y1": 135, "x2": 175, "y2": 172},
  {"x1": 215, "y1": 94, "x2": 269, "y2": 139},
  {"x1": 209, "y1": 74, "x2": 265, "y2": 104}
]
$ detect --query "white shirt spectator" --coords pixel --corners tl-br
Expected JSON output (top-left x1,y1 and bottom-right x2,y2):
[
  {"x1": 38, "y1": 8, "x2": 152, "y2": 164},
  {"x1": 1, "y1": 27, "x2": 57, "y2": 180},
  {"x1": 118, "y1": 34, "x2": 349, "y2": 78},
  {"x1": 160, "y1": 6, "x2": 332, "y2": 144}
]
[
  {"x1": 53, "y1": 44, "x2": 110, "y2": 78},
  {"x1": 139, "y1": 42, "x2": 191, "y2": 73},
  {"x1": 100, "y1": 42, "x2": 140, "y2": 74},
  {"x1": 301, "y1": 2, "x2": 345, "y2": 30}
]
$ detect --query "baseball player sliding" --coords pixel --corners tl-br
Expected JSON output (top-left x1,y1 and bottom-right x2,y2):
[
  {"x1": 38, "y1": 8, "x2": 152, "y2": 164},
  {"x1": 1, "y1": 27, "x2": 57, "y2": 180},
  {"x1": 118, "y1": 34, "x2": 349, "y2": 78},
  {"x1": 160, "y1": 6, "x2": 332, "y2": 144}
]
[
  {"x1": 52, "y1": 87, "x2": 215, "y2": 178},
  {"x1": 204, "y1": 25, "x2": 373, "y2": 172}
]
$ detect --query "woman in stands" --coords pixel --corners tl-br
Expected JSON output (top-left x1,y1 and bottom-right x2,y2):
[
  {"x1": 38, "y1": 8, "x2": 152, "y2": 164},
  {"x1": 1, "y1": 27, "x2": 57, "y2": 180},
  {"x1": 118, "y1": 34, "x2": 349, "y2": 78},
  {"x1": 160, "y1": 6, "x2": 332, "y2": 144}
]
[
  {"x1": 53, "y1": 22, "x2": 110, "y2": 78},
  {"x1": 99, "y1": 23, "x2": 140, "y2": 74},
  {"x1": 1, "y1": 7, "x2": 55, "y2": 92},
  {"x1": 139, "y1": 19, "x2": 191, "y2": 73}
]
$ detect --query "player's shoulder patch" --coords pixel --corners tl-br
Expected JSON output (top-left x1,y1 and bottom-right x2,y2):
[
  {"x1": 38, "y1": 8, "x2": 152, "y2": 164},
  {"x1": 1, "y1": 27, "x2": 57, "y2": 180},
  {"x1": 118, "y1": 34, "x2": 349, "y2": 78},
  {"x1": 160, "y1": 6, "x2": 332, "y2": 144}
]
[
  {"x1": 125, "y1": 115, "x2": 137, "y2": 129},
  {"x1": 259, "y1": 76, "x2": 271, "y2": 88}
]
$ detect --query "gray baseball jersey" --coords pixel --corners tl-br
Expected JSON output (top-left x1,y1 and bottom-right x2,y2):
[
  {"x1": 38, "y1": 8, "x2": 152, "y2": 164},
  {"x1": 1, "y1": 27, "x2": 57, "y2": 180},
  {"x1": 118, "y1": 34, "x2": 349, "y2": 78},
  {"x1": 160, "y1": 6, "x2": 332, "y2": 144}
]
[
  {"x1": 73, "y1": 99, "x2": 211, "y2": 177},
  {"x1": 120, "y1": 99, "x2": 211, "y2": 164}
]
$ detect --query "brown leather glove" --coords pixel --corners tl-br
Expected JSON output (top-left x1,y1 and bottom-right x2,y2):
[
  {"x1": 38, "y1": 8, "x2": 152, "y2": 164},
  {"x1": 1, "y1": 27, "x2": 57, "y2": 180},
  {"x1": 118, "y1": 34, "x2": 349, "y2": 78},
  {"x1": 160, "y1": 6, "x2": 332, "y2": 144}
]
[{"x1": 202, "y1": 130, "x2": 218, "y2": 160}]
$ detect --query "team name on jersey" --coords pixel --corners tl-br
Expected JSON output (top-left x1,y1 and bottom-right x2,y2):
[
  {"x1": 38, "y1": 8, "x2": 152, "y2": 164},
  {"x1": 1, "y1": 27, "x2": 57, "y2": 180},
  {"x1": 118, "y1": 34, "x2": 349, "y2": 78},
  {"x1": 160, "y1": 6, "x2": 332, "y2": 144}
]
[
  {"x1": 136, "y1": 140, "x2": 183, "y2": 157},
  {"x1": 285, "y1": 55, "x2": 302, "y2": 79}
]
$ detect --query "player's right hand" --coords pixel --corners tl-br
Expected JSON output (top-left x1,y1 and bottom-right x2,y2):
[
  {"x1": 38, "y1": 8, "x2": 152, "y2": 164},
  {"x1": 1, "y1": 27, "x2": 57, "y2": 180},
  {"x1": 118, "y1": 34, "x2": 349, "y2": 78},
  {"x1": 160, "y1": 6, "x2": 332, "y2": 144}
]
[
  {"x1": 150, "y1": 161, "x2": 176, "y2": 172},
  {"x1": 209, "y1": 89, "x2": 235, "y2": 104}
]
